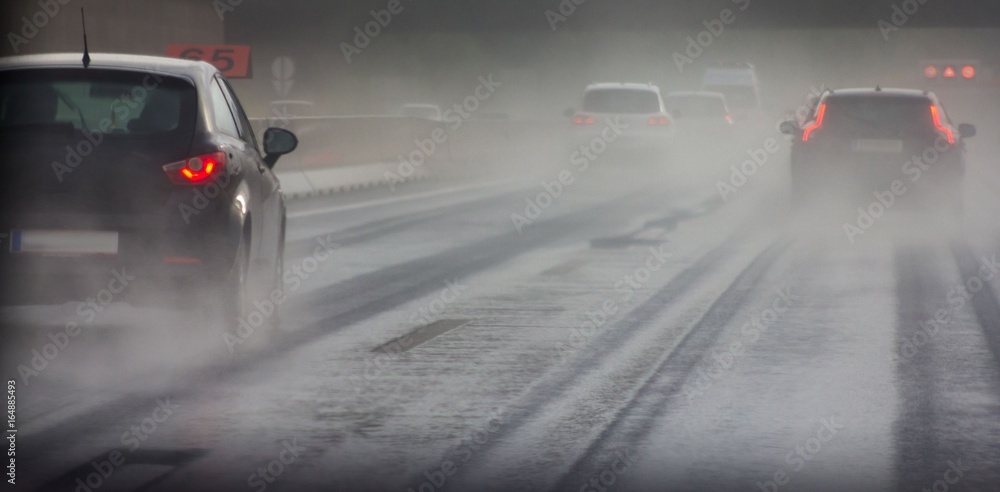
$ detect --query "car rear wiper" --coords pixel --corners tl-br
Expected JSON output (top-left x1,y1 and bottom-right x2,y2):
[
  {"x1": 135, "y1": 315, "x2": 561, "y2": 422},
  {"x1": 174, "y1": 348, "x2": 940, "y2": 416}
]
[{"x1": 54, "y1": 88, "x2": 88, "y2": 129}]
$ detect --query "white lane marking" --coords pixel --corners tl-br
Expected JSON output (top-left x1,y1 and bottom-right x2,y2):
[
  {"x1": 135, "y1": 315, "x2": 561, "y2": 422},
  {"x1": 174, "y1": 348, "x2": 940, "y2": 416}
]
[{"x1": 288, "y1": 179, "x2": 518, "y2": 219}]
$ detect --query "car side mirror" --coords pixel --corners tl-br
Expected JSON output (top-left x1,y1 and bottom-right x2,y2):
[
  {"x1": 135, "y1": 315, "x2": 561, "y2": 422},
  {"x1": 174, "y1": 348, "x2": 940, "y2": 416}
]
[
  {"x1": 779, "y1": 120, "x2": 798, "y2": 135},
  {"x1": 563, "y1": 108, "x2": 575, "y2": 118},
  {"x1": 958, "y1": 123, "x2": 976, "y2": 138},
  {"x1": 263, "y1": 127, "x2": 298, "y2": 168}
]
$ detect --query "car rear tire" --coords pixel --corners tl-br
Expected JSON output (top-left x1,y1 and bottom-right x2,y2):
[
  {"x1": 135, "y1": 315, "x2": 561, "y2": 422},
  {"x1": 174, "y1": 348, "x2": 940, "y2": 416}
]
[{"x1": 217, "y1": 237, "x2": 276, "y2": 355}]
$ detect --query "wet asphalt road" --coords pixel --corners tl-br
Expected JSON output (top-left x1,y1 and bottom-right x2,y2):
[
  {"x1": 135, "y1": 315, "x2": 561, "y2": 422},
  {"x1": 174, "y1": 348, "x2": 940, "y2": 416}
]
[{"x1": 3, "y1": 127, "x2": 1000, "y2": 492}]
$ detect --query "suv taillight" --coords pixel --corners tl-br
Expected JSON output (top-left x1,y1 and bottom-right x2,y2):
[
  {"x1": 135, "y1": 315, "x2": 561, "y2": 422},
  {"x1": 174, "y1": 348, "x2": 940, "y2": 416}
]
[
  {"x1": 572, "y1": 115, "x2": 595, "y2": 125},
  {"x1": 162, "y1": 152, "x2": 227, "y2": 185},
  {"x1": 647, "y1": 116, "x2": 671, "y2": 126},
  {"x1": 801, "y1": 103, "x2": 826, "y2": 142},
  {"x1": 930, "y1": 105, "x2": 955, "y2": 144}
]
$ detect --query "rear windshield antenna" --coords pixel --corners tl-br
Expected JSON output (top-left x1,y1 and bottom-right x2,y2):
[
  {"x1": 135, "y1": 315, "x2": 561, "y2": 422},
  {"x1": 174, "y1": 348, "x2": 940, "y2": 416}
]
[{"x1": 81, "y1": 8, "x2": 90, "y2": 68}]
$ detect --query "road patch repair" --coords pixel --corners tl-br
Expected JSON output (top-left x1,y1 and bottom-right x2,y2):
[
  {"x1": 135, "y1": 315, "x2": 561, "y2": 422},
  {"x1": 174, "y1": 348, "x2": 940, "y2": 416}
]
[{"x1": 374, "y1": 319, "x2": 473, "y2": 354}]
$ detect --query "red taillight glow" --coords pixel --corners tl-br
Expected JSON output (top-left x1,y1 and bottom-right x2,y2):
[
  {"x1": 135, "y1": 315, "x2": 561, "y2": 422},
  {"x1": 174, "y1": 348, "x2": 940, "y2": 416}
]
[
  {"x1": 572, "y1": 115, "x2": 595, "y2": 125},
  {"x1": 724, "y1": 114, "x2": 734, "y2": 124},
  {"x1": 801, "y1": 103, "x2": 826, "y2": 142},
  {"x1": 647, "y1": 116, "x2": 670, "y2": 126},
  {"x1": 942, "y1": 66, "x2": 956, "y2": 78},
  {"x1": 163, "y1": 152, "x2": 226, "y2": 185},
  {"x1": 962, "y1": 65, "x2": 976, "y2": 79},
  {"x1": 930, "y1": 105, "x2": 954, "y2": 145}
]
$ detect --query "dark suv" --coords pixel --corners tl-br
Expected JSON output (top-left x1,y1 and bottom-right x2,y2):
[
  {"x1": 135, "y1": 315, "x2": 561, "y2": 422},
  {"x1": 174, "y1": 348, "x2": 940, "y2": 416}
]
[
  {"x1": 780, "y1": 87, "x2": 975, "y2": 212},
  {"x1": 0, "y1": 54, "x2": 298, "y2": 336}
]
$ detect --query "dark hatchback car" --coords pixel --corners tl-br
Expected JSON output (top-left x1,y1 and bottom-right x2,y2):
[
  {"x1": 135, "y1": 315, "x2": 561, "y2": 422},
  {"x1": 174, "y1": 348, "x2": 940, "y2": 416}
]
[
  {"x1": 0, "y1": 54, "x2": 297, "y2": 334},
  {"x1": 781, "y1": 87, "x2": 975, "y2": 212}
]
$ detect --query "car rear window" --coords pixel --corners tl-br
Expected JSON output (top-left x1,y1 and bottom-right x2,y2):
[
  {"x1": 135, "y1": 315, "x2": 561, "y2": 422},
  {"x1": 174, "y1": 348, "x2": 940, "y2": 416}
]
[
  {"x1": 822, "y1": 96, "x2": 937, "y2": 139},
  {"x1": 0, "y1": 68, "x2": 197, "y2": 137},
  {"x1": 665, "y1": 95, "x2": 727, "y2": 117},
  {"x1": 583, "y1": 89, "x2": 660, "y2": 114}
]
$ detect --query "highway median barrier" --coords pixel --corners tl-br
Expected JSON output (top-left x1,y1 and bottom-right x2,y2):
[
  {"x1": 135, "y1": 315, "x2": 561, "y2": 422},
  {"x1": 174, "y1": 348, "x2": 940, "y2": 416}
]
[{"x1": 249, "y1": 115, "x2": 562, "y2": 199}]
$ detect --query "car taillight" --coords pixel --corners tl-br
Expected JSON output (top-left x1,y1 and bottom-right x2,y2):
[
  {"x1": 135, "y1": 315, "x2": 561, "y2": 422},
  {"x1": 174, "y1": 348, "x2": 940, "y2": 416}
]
[
  {"x1": 162, "y1": 152, "x2": 226, "y2": 185},
  {"x1": 801, "y1": 103, "x2": 826, "y2": 142},
  {"x1": 930, "y1": 105, "x2": 954, "y2": 145},
  {"x1": 647, "y1": 116, "x2": 670, "y2": 126},
  {"x1": 724, "y1": 114, "x2": 734, "y2": 124},
  {"x1": 572, "y1": 115, "x2": 595, "y2": 125}
]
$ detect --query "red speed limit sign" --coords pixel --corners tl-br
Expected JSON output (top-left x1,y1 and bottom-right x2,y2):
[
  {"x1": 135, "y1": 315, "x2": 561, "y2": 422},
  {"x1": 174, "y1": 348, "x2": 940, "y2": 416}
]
[{"x1": 166, "y1": 45, "x2": 252, "y2": 78}]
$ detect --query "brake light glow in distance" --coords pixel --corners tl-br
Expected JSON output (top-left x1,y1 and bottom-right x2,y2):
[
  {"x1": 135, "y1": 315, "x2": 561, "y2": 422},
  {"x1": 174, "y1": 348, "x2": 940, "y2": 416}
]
[
  {"x1": 162, "y1": 152, "x2": 226, "y2": 185},
  {"x1": 962, "y1": 65, "x2": 976, "y2": 79},
  {"x1": 572, "y1": 115, "x2": 595, "y2": 125},
  {"x1": 647, "y1": 116, "x2": 670, "y2": 126},
  {"x1": 801, "y1": 103, "x2": 826, "y2": 142},
  {"x1": 930, "y1": 105, "x2": 954, "y2": 145}
]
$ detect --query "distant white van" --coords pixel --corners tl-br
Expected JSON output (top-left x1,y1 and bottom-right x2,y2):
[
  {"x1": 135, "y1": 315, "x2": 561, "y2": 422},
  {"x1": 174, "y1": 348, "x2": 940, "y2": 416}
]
[{"x1": 700, "y1": 63, "x2": 762, "y2": 121}]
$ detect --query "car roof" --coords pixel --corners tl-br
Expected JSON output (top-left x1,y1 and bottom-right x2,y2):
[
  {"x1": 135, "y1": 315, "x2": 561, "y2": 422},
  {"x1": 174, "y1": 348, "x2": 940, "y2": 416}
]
[
  {"x1": 0, "y1": 53, "x2": 217, "y2": 80},
  {"x1": 824, "y1": 87, "x2": 935, "y2": 100},
  {"x1": 585, "y1": 82, "x2": 661, "y2": 92}
]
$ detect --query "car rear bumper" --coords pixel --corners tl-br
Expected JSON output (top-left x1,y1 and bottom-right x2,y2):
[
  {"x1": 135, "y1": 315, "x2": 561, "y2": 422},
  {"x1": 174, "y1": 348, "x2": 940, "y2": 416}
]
[
  {"x1": 0, "y1": 211, "x2": 242, "y2": 306},
  {"x1": 790, "y1": 147, "x2": 964, "y2": 210},
  {"x1": 0, "y1": 257, "x2": 212, "y2": 306}
]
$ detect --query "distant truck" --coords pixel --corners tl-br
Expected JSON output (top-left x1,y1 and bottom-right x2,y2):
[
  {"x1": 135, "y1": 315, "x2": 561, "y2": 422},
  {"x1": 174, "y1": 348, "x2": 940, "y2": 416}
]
[{"x1": 700, "y1": 63, "x2": 763, "y2": 123}]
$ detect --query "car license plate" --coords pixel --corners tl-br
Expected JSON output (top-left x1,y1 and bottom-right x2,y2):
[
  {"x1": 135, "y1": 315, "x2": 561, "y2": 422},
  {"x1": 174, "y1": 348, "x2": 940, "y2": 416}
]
[
  {"x1": 10, "y1": 230, "x2": 118, "y2": 255},
  {"x1": 852, "y1": 139, "x2": 903, "y2": 153}
]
